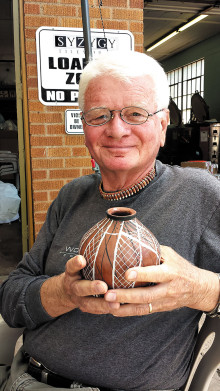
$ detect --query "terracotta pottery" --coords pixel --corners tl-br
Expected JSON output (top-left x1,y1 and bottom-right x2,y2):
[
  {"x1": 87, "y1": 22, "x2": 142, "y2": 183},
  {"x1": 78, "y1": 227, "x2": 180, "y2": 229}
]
[{"x1": 79, "y1": 207, "x2": 161, "y2": 289}]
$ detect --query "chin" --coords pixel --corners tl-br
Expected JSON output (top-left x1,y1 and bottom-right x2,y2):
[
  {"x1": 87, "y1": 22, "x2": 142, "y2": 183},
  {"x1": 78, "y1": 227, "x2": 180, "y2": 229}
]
[
  {"x1": 104, "y1": 163, "x2": 139, "y2": 174},
  {"x1": 102, "y1": 156, "x2": 139, "y2": 171}
]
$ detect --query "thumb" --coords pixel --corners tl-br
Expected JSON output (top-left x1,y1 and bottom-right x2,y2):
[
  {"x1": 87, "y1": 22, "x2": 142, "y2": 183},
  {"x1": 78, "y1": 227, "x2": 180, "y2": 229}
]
[{"x1": 65, "y1": 255, "x2": 86, "y2": 277}]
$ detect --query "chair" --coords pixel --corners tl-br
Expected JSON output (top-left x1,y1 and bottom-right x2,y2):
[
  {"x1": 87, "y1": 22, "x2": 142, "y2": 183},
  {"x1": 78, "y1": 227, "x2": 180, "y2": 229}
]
[
  {"x1": 0, "y1": 151, "x2": 20, "y2": 190},
  {"x1": 0, "y1": 315, "x2": 219, "y2": 390},
  {"x1": 0, "y1": 317, "x2": 24, "y2": 366},
  {"x1": 183, "y1": 315, "x2": 220, "y2": 391}
]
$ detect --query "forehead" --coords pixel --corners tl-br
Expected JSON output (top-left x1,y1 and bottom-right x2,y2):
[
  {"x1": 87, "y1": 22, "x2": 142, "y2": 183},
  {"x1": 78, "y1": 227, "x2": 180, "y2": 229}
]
[{"x1": 84, "y1": 75, "x2": 156, "y2": 110}]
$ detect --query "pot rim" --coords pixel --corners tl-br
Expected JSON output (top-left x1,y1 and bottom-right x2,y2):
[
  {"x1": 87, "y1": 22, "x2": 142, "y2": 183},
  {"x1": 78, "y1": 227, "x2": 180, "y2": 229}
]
[{"x1": 106, "y1": 207, "x2": 136, "y2": 221}]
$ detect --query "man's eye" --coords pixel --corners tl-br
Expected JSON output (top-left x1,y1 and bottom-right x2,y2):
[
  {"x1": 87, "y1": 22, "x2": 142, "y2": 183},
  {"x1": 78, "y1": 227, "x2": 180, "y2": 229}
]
[
  {"x1": 95, "y1": 114, "x2": 108, "y2": 120},
  {"x1": 89, "y1": 112, "x2": 109, "y2": 124},
  {"x1": 127, "y1": 111, "x2": 144, "y2": 118},
  {"x1": 131, "y1": 111, "x2": 142, "y2": 117}
]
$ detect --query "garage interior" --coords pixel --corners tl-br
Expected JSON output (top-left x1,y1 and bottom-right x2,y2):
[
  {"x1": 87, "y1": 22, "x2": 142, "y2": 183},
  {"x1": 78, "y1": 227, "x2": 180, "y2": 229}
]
[{"x1": 0, "y1": 0, "x2": 22, "y2": 281}]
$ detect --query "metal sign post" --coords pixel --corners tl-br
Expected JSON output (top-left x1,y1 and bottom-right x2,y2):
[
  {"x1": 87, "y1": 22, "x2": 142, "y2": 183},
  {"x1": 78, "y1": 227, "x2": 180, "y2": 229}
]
[{"x1": 81, "y1": 0, "x2": 93, "y2": 64}]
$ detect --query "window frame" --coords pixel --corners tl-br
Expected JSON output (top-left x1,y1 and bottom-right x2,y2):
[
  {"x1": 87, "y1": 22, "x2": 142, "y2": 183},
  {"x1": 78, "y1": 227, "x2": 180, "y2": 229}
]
[{"x1": 167, "y1": 58, "x2": 204, "y2": 124}]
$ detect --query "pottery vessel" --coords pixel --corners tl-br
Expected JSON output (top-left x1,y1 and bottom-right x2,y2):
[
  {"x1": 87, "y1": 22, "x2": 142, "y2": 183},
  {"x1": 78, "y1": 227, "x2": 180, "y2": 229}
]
[{"x1": 79, "y1": 207, "x2": 161, "y2": 289}]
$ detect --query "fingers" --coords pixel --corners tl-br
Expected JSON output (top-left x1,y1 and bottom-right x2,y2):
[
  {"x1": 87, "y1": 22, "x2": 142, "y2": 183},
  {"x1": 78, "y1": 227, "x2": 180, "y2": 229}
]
[
  {"x1": 123, "y1": 245, "x2": 190, "y2": 285},
  {"x1": 61, "y1": 247, "x2": 217, "y2": 317},
  {"x1": 64, "y1": 255, "x2": 107, "y2": 295},
  {"x1": 78, "y1": 295, "x2": 120, "y2": 315},
  {"x1": 105, "y1": 283, "x2": 167, "y2": 305},
  {"x1": 105, "y1": 282, "x2": 181, "y2": 317},
  {"x1": 123, "y1": 245, "x2": 179, "y2": 285},
  {"x1": 61, "y1": 255, "x2": 109, "y2": 313},
  {"x1": 104, "y1": 244, "x2": 218, "y2": 315},
  {"x1": 109, "y1": 303, "x2": 152, "y2": 317},
  {"x1": 71, "y1": 278, "x2": 108, "y2": 297},
  {"x1": 65, "y1": 255, "x2": 87, "y2": 277},
  {"x1": 125, "y1": 263, "x2": 170, "y2": 284},
  {"x1": 103, "y1": 246, "x2": 189, "y2": 316},
  {"x1": 107, "y1": 296, "x2": 181, "y2": 317}
]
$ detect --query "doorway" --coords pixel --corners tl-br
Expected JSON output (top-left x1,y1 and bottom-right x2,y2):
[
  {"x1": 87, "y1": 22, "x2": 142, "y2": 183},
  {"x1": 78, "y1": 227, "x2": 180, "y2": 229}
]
[{"x1": 0, "y1": 0, "x2": 27, "y2": 282}]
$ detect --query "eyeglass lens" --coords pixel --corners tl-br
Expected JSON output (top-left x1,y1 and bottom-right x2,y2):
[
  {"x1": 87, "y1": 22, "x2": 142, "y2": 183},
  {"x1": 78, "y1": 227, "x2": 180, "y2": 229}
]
[{"x1": 84, "y1": 107, "x2": 149, "y2": 126}]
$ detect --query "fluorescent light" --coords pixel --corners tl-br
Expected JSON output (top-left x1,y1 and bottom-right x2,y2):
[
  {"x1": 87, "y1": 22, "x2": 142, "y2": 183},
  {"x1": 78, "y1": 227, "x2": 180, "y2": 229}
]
[
  {"x1": 146, "y1": 13, "x2": 209, "y2": 52},
  {"x1": 178, "y1": 14, "x2": 208, "y2": 31},
  {"x1": 147, "y1": 31, "x2": 179, "y2": 51}
]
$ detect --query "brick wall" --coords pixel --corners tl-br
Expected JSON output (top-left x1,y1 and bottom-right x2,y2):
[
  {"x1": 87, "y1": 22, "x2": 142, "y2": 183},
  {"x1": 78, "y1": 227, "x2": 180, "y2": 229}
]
[{"x1": 23, "y1": 0, "x2": 143, "y2": 236}]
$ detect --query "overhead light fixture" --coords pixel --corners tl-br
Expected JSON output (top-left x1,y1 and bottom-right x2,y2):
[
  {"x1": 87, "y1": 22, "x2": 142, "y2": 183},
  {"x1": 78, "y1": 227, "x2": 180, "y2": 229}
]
[
  {"x1": 146, "y1": 13, "x2": 209, "y2": 52},
  {"x1": 178, "y1": 14, "x2": 208, "y2": 31},
  {"x1": 147, "y1": 31, "x2": 179, "y2": 51}
]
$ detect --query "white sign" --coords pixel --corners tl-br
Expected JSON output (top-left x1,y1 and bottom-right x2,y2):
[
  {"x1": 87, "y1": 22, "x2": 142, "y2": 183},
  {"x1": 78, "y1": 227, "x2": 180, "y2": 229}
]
[
  {"x1": 36, "y1": 27, "x2": 134, "y2": 106},
  {"x1": 65, "y1": 109, "x2": 83, "y2": 134}
]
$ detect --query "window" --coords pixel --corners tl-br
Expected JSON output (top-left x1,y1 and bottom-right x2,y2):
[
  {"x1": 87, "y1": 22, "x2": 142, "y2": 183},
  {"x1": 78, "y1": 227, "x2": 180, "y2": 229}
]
[{"x1": 167, "y1": 59, "x2": 204, "y2": 124}]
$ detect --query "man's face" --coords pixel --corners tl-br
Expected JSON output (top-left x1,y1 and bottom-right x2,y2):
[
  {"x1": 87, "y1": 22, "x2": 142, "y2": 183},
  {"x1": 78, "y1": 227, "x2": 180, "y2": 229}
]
[{"x1": 82, "y1": 75, "x2": 169, "y2": 177}]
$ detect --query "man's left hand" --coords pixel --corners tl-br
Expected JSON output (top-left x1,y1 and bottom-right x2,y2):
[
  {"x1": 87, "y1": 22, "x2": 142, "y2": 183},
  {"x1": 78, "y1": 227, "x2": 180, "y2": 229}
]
[{"x1": 104, "y1": 245, "x2": 219, "y2": 317}]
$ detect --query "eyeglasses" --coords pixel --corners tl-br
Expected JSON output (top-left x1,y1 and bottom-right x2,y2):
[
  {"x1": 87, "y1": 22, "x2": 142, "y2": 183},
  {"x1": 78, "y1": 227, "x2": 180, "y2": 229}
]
[{"x1": 81, "y1": 106, "x2": 164, "y2": 126}]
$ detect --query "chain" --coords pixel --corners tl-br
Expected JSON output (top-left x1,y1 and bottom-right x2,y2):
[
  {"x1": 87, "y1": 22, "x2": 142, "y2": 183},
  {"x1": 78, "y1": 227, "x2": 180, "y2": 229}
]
[{"x1": 98, "y1": 0, "x2": 107, "y2": 48}]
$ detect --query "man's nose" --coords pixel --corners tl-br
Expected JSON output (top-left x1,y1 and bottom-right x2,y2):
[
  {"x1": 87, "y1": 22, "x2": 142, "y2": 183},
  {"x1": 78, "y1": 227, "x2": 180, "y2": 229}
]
[{"x1": 105, "y1": 112, "x2": 131, "y2": 138}]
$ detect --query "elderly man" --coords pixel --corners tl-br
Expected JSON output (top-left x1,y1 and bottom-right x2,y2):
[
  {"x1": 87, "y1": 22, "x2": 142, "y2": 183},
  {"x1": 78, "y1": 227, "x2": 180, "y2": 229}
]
[{"x1": 0, "y1": 51, "x2": 219, "y2": 391}]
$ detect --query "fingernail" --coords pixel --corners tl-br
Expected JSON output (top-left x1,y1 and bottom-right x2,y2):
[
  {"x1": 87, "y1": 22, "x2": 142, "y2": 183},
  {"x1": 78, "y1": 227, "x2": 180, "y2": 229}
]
[
  {"x1": 127, "y1": 270, "x2": 137, "y2": 280},
  {"x1": 106, "y1": 292, "x2": 116, "y2": 301}
]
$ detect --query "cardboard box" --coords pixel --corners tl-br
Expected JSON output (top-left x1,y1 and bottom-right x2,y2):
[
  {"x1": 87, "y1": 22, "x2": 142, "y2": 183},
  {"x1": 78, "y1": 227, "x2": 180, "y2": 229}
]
[
  {"x1": 181, "y1": 161, "x2": 208, "y2": 169},
  {"x1": 181, "y1": 160, "x2": 218, "y2": 174}
]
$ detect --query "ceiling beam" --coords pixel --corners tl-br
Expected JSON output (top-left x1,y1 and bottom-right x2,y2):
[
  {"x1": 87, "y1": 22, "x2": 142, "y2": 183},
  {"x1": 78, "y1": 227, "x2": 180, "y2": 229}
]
[
  {"x1": 144, "y1": 16, "x2": 220, "y2": 23},
  {"x1": 144, "y1": 3, "x2": 220, "y2": 14}
]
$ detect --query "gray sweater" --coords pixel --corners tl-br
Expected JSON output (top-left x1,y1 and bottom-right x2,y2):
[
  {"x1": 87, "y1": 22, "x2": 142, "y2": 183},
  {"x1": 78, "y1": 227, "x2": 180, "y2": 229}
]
[{"x1": 1, "y1": 161, "x2": 220, "y2": 390}]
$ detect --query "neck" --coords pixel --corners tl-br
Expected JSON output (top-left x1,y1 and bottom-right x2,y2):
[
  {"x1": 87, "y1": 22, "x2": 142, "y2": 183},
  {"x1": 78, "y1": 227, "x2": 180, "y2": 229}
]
[
  {"x1": 99, "y1": 166, "x2": 156, "y2": 202},
  {"x1": 100, "y1": 164, "x2": 156, "y2": 192}
]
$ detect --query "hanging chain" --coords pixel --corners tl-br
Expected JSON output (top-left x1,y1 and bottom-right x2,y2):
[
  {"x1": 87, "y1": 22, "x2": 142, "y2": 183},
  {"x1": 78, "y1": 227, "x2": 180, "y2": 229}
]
[{"x1": 98, "y1": 0, "x2": 107, "y2": 49}]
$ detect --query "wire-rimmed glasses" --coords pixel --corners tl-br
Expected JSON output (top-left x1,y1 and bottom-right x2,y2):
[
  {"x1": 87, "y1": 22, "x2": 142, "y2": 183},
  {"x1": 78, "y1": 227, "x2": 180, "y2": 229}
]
[{"x1": 81, "y1": 106, "x2": 164, "y2": 126}]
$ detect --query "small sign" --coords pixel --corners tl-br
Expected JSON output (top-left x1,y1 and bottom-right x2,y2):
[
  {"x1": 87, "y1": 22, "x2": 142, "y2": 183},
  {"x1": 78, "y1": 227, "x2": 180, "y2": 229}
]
[
  {"x1": 65, "y1": 109, "x2": 83, "y2": 134},
  {"x1": 36, "y1": 27, "x2": 134, "y2": 106},
  {"x1": 200, "y1": 129, "x2": 209, "y2": 142}
]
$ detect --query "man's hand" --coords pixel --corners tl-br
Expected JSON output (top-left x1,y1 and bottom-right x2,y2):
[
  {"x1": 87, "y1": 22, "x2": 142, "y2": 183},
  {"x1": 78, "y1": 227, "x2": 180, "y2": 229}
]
[
  {"x1": 40, "y1": 255, "x2": 112, "y2": 317},
  {"x1": 104, "y1": 245, "x2": 220, "y2": 317}
]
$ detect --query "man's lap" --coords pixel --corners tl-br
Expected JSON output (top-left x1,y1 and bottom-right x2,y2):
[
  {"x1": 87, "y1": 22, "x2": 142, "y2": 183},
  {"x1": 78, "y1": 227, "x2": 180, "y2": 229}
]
[{"x1": 0, "y1": 348, "x2": 180, "y2": 391}]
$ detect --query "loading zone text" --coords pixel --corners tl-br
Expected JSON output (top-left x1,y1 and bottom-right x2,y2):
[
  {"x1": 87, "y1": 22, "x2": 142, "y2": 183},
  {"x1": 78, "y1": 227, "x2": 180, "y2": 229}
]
[{"x1": 36, "y1": 27, "x2": 134, "y2": 105}]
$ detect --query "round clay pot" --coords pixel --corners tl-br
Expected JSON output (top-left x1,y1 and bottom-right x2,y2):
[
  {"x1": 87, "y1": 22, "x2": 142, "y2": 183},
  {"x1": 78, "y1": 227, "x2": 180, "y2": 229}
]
[{"x1": 79, "y1": 207, "x2": 161, "y2": 289}]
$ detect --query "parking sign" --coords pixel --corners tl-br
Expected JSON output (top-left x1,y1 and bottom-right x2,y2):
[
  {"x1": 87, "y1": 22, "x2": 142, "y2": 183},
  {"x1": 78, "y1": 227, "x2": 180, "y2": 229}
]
[{"x1": 36, "y1": 27, "x2": 134, "y2": 106}]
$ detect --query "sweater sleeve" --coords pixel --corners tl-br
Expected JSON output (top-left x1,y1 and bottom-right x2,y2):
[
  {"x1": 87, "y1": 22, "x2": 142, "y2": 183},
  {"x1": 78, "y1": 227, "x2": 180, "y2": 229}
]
[
  {"x1": 194, "y1": 195, "x2": 220, "y2": 272},
  {"x1": 0, "y1": 195, "x2": 61, "y2": 329},
  {"x1": 0, "y1": 175, "x2": 99, "y2": 330}
]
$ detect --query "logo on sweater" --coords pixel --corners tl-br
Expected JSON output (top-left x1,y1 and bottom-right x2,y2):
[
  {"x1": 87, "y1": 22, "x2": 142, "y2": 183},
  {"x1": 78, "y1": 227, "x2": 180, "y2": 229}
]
[{"x1": 59, "y1": 246, "x2": 79, "y2": 258}]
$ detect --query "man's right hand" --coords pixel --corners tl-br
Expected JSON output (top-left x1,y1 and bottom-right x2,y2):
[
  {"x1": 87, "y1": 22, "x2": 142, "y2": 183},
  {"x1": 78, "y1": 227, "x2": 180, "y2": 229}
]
[{"x1": 40, "y1": 255, "x2": 111, "y2": 317}]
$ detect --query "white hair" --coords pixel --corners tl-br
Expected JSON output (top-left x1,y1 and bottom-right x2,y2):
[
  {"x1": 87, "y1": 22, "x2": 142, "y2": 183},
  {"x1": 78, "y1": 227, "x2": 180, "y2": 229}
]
[{"x1": 78, "y1": 51, "x2": 169, "y2": 111}]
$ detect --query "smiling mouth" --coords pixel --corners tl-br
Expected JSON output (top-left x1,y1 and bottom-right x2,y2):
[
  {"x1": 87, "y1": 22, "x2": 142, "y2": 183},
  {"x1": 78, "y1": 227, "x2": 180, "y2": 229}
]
[
  {"x1": 102, "y1": 147, "x2": 135, "y2": 159},
  {"x1": 104, "y1": 146, "x2": 133, "y2": 151}
]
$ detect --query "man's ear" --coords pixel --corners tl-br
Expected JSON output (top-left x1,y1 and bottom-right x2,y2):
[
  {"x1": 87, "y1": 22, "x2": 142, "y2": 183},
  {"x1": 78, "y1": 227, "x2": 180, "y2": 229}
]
[{"x1": 160, "y1": 109, "x2": 169, "y2": 147}]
